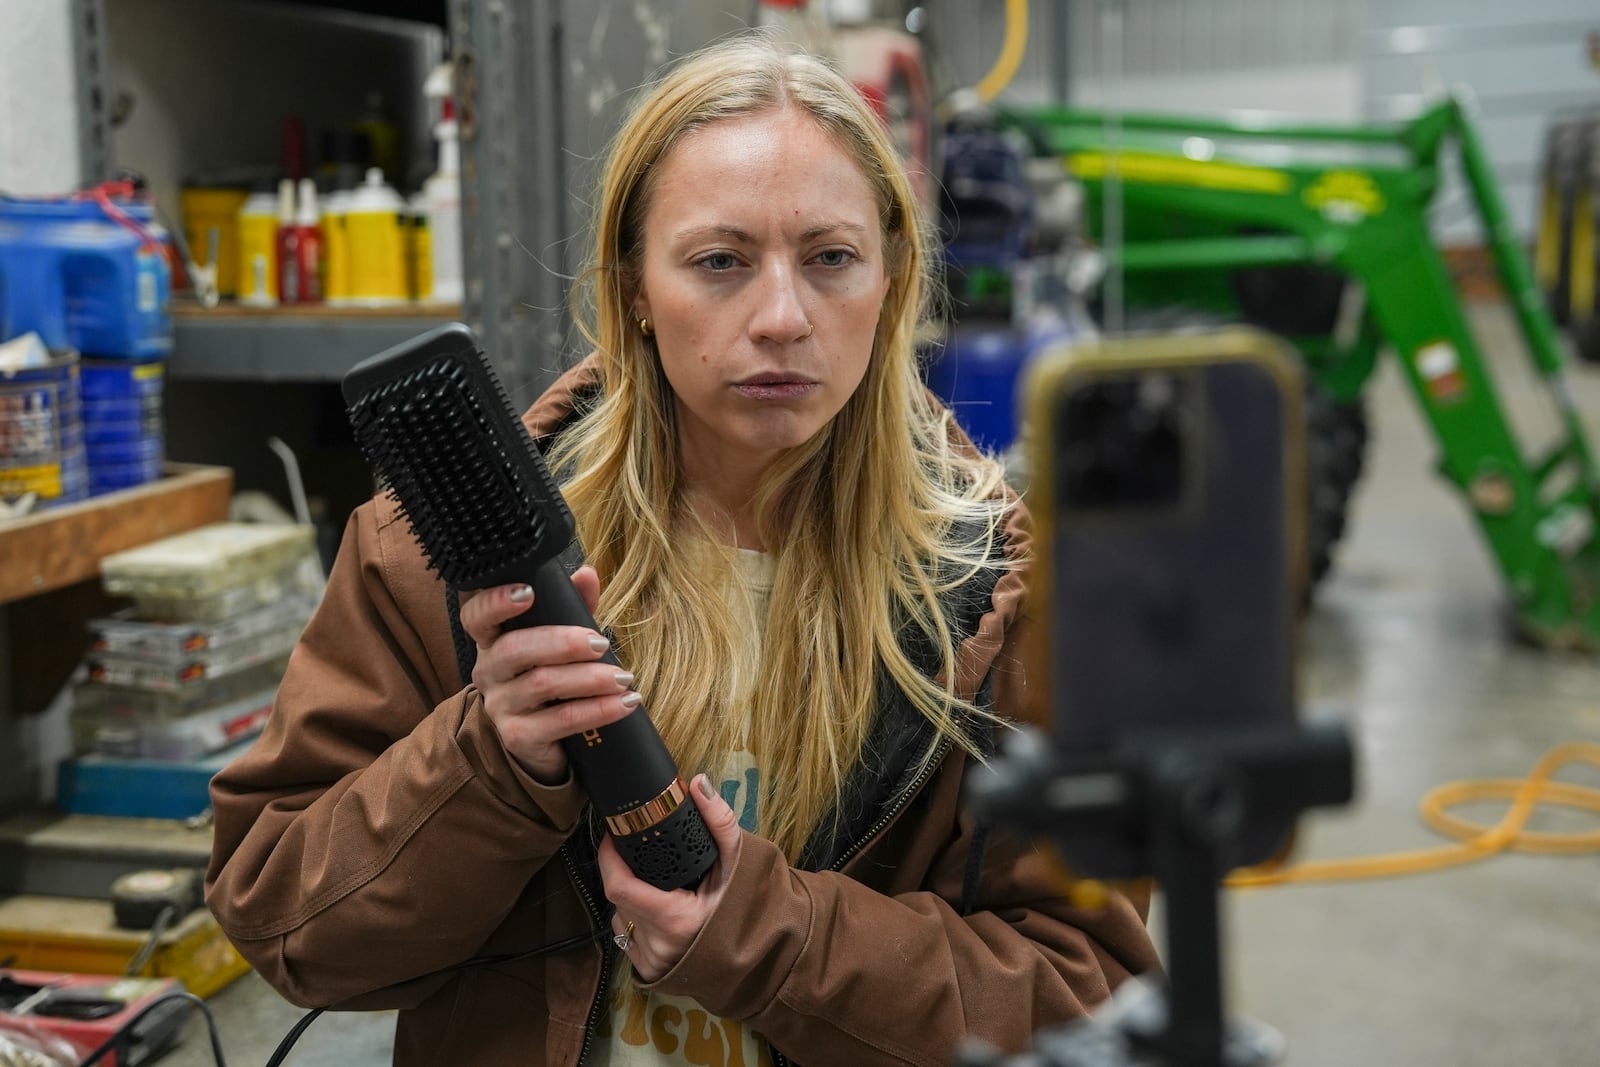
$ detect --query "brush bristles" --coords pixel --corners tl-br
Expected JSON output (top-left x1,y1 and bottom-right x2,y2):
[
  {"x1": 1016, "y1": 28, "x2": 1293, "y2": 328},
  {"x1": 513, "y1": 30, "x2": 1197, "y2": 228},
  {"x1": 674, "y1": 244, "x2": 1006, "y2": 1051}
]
[{"x1": 347, "y1": 356, "x2": 571, "y2": 586}]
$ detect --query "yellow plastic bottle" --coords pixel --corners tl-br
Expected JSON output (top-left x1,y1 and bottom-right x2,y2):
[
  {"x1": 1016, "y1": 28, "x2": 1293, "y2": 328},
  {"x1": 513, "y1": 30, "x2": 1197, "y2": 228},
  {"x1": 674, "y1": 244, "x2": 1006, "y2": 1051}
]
[
  {"x1": 181, "y1": 185, "x2": 248, "y2": 298},
  {"x1": 235, "y1": 184, "x2": 279, "y2": 306},
  {"x1": 344, "y1": 168, "x2": 408, "y2": 306},
  {"x1": 321, "y1": 183, "x2": 352, "y2": 306},
  {"x1": 408, "y1": 192, "x2": 432, "y2": 303}
]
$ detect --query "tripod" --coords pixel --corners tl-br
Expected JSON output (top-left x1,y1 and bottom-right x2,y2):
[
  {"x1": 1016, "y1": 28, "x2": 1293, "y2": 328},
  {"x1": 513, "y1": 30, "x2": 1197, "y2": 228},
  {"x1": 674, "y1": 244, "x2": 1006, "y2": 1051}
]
[{"x1": 959, "y1": 721, "x2": 1353, "y2": 1067}]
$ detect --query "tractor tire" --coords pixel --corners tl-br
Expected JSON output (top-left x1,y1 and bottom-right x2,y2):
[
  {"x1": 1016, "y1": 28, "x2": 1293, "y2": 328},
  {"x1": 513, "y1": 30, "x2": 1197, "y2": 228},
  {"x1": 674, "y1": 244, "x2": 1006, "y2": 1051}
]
[
  {"x1": 1304, "y1": 386, "x2": 1368, "y2": 590},
  {"x1": 1117, "y1": 308, "x2": 1368, "y2": 597},
  {"x1": 1574, "y1": 302, "x2": 1600, "y2": 365}
]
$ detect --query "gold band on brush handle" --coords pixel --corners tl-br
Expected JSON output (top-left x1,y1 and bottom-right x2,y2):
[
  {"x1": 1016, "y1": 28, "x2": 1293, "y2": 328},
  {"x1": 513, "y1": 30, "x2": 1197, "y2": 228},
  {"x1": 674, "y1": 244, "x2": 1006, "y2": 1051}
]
[{"x1": 605, "y1": 778, "x2": 690, "y2": 837}]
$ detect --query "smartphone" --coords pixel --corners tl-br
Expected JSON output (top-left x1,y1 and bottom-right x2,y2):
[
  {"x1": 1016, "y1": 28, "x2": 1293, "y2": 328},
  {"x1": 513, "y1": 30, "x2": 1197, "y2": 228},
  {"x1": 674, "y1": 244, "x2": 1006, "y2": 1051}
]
[{"x1": 1022, "y1": 327, "x2": 1307, "y2": 877}]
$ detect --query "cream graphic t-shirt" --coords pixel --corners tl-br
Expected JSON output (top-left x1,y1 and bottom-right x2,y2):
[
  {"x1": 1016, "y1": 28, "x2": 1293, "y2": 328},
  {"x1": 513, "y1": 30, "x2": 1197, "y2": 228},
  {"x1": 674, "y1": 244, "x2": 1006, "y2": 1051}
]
[{"x1": 591, "y1": 549, "x2": 776, "y2": 1067}]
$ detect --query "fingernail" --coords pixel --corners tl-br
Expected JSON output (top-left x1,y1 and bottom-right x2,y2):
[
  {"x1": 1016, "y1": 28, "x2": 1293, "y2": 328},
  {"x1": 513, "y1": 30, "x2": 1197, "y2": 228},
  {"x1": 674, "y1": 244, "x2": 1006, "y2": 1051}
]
[
  {"x1": 614, "y1": 671, "x2": 635, "y2": 688},
  {"x1": 588, "y1": 635, "x2": 611, "y2": 654},
  {"x1": 696, "y1": 774, "x2": 716, "y2": 799},
  {"x1": 509, "y1": 585, "x2": 534, "y2": 603},
  {"x1": 620, "y1": 691, "x2": 643, "y2": 709}
]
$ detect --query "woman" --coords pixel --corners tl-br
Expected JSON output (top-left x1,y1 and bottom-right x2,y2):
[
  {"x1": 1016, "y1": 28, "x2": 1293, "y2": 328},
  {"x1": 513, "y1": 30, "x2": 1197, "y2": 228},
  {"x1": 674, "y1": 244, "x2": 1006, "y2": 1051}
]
[{"x1": 206, "y1": 33, "x2": 1158, "y2": 1066}]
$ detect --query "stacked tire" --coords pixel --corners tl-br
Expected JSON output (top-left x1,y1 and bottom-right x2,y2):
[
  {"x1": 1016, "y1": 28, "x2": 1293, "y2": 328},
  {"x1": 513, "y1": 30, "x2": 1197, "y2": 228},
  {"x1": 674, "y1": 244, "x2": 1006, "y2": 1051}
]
[{"x1": 1534, "y1": 112, "x2": 1600, "y2": 363}]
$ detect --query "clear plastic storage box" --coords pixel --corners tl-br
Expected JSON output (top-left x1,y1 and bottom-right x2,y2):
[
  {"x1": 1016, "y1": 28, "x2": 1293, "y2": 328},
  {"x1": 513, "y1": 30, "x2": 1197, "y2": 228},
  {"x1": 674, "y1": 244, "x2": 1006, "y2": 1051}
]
[{"x1": 99, "y1": 522, "x2": 315, "y2": 599}]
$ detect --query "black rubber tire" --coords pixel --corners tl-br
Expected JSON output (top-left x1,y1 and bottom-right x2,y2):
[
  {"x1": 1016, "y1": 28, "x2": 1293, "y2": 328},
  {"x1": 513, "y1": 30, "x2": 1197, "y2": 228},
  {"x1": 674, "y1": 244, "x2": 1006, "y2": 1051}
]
[
  {"x1": 1304, "y1": 386, "x2": 1369, "y2": 591},
  {"x1": 1115, "y1": 308, "x2": 1368, "y2": 598},
  {"x1": 1574, "y1": 311, "x2": 1600, "y2": 366},
  {"x1": 1233, "y1": 260, "x2": 1348, "y2": 337}
]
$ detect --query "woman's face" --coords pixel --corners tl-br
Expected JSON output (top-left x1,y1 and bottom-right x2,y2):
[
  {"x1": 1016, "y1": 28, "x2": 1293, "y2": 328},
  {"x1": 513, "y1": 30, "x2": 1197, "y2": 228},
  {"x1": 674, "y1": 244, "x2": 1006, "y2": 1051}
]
[{"x1": 633, "y1": 106, "x2": 891, "y2": 473}]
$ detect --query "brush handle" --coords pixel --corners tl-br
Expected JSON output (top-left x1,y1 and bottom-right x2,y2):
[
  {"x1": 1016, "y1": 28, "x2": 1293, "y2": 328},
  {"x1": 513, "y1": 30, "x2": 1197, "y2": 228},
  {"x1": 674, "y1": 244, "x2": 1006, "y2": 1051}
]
[{"x1": 503, "y1": 562, "x2": 718, "y2": 891}]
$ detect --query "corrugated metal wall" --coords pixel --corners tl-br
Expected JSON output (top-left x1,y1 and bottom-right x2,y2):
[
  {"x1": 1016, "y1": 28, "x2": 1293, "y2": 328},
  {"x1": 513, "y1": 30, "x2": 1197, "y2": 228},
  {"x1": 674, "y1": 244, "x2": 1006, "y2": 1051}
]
[
  {"x1": 925, "y1": 0, "x2": 1366, "y2": 115},
  {"x1": 1068, "y1": 0, "x2": 1362, "y2": 82},
  {"x1": 1364, "y1": 0, "x2": 1600, "y2": 243},
  {"x1": 1065, "y1": 0, "x2": 1365, "y2": 120}
]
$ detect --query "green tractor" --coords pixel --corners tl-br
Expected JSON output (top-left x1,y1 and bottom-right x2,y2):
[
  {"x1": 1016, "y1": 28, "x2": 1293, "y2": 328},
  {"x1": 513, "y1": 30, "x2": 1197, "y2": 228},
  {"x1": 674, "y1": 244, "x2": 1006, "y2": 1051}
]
[{"x1": 993, "y1": 97, "x2": 1600, "y2": 649}]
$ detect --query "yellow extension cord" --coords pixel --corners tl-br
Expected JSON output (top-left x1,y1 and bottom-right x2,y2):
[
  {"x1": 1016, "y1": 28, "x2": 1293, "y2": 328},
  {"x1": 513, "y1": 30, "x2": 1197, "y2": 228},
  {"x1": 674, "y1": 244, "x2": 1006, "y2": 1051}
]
[
  {"x1": 975, "y1": 0, "x2": 1030, "y2": 104},
  {"x1": 1226, "y1": 741, "x2": 1600, "y2": 888}
]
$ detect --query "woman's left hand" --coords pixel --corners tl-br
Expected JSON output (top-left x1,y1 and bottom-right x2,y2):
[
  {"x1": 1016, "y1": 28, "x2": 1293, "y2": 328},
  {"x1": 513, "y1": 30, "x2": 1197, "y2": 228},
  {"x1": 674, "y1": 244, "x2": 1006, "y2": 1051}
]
[{"x1": 598, "y1": 774, "x2": 744, "y2": 982}]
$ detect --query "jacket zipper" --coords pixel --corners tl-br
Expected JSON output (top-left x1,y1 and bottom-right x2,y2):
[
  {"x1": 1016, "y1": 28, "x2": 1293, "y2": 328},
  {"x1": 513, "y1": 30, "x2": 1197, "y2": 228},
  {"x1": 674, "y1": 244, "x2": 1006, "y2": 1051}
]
[
  {"x1": 564, "y1": 841, "x2": 613, "y2": 1067},
  {"x1": 770, "y1": 736, "x2": 955, "y2": 1067},
  {"x1": 826, "y1": 736, "x2": 952, "y2": 874}
]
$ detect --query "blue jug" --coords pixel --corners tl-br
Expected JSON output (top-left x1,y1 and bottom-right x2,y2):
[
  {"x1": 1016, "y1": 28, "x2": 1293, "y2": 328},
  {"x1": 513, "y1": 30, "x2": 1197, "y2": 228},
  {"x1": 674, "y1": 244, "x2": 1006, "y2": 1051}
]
[{"x1": 0, "y1": 193, "x2": 173, "y2": 359}]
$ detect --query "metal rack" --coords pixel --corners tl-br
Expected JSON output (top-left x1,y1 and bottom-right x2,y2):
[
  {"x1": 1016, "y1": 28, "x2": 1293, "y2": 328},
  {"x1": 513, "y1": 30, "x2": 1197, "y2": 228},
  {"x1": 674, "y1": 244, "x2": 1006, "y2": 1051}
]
[
  {"x1": 4, "y1": 5, "x2": 760, "y2": 810},
  {"x1": 70, "y1": 0, "x2": 757, "y2": 395},
  {"x1": 168, "y1": 306, "x2": 456, "y2": 382}
]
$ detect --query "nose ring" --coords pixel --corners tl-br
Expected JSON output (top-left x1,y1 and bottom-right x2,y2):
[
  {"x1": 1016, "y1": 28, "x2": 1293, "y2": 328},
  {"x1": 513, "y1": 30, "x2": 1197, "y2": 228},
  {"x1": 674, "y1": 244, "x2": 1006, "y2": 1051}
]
[{"x1": 802, "y1": 321, "x2": 814, "y2": 339}]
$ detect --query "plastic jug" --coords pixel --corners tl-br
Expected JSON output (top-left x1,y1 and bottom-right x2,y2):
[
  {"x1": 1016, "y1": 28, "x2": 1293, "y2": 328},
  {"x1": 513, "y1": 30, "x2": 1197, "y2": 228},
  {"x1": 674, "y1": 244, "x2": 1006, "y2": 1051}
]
[
  {"x1": 0, "y1": 192, "x2": 173, "y2": 359},
  {"x1": 344, "y1": 168, "x2": 408, "y2": 306},
  {"x1": 0, "y1": 347, "x2": 88, "y2": 508}
]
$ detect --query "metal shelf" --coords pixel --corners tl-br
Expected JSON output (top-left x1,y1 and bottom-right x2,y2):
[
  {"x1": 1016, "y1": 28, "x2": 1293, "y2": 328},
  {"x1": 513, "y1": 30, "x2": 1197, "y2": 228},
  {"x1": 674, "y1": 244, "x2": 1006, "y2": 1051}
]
[{"x1": 168, "y1": 306, "x2": 458, "y2": 382}]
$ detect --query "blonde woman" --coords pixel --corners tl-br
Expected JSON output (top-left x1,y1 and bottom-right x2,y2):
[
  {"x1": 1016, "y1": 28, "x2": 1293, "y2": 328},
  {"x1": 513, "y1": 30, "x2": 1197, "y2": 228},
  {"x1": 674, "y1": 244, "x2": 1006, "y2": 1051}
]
[{"x1": 206, "y1": 33, "x2": 1158, "y2": 1066}]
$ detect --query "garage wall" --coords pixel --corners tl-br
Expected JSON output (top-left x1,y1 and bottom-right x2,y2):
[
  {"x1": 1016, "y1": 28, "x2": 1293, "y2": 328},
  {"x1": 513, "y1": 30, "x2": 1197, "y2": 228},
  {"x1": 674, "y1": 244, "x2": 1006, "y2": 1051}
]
[
  {"x1": 0, "y1": 0, "x2": 80, "y2": 195},
  {"x1": 1364, "y1": 0, "x2": 1600, "y2": 243}
]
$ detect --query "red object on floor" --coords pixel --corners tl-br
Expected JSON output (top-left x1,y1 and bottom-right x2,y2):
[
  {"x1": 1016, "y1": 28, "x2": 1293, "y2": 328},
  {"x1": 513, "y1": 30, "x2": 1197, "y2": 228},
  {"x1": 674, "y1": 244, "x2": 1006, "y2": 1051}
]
[{"x1": 0, "y1": 969, "x2": 188, "y2": 1066}]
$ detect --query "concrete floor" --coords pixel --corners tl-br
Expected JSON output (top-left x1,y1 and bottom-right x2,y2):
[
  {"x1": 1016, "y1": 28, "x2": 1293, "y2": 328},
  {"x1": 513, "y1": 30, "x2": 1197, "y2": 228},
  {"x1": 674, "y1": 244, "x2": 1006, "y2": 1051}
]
[
  {"x1": 1226, "y1": 302, "x2": 1600, "y2": 1067},
  {"x1": 161, "y1": 302, "x2": 1600, "y2": 1066}
]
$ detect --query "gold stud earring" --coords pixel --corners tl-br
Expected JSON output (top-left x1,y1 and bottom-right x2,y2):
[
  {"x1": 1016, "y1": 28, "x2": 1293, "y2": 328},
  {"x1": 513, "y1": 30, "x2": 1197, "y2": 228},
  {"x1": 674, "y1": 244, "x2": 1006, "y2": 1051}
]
[{"x1": 639, "y1": 317, "x2": 653, "y2": 337}]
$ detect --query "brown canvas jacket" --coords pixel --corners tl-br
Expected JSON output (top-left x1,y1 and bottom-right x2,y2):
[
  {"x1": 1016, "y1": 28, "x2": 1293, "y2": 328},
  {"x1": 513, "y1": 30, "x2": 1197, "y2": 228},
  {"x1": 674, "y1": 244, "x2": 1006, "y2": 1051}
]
[{"x1": 205, "y1": 360, "x2": 1160, "y2": 1066}]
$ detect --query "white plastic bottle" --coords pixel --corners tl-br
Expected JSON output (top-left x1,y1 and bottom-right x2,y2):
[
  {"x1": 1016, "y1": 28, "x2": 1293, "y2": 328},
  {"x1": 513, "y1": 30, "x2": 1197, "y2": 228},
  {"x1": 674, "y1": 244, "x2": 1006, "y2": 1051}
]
[{"x1": 421, "y1": 99, "x2": 463, "y2": 305}]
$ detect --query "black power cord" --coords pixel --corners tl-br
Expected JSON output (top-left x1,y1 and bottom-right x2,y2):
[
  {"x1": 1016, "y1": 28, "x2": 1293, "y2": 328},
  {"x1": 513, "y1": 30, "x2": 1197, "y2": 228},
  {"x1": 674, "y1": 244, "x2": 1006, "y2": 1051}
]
[
  {"x1": 68, "y1": 991, "x2": 221, "y2": 1067},
  {"x1": 70, "y1": 926, "x2": 608, "y2": 1067}
]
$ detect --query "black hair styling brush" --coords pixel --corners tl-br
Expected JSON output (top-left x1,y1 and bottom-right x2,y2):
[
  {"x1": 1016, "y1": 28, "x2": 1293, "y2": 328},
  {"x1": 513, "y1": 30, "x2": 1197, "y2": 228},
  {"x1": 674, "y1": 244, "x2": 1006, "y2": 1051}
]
[{"x1": 343, "y1": 322, "x2": 717, "y2": 891}]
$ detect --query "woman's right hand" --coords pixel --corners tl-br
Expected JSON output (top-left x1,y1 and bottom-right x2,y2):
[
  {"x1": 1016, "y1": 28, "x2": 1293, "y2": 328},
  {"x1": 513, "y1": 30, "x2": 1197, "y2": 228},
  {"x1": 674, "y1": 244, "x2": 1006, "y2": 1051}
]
[{"x1": 459, "y1": 566, "x2": 641, "y2": 784}]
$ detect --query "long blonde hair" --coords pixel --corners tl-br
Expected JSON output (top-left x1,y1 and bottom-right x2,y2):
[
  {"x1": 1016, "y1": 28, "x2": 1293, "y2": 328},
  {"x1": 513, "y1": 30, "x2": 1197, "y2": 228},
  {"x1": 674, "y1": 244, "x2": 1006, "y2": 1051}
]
[{"x1": 555, "y1": 33, "x2": 1014, "y2": 861}]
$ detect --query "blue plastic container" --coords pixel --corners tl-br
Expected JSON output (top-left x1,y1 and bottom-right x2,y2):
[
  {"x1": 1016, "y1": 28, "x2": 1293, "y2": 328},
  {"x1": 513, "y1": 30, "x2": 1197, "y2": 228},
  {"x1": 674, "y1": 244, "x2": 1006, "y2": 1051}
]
[
  {"x1": 923, "y1": 316, "x2": 1081, "y2": 454},
  {"x1": 87, "y1": 433, "x2": 162, "y2": 466},
  {"x1": 88, "y1": 455, "x2": 162, "y2": 495},
  {"x1": 84, "y1": 417, "x2": 159, "y2": 444},
  {"x1": 0, "y1": 348, "x2": 86, "y2": 507},
  {"x1": 924, "y1": 325, "x2": 1027, "y2": 452},
  {"x1": 59, "y1": 417, "x2": 84, "y2": 452},
  {"x1": 0, "y1": 195, "x2": 172, "y2": 358},
  {"x1": 81, "y1": 357, "x2": 165, "y2": 398},
  {"x1": 83, "y1": 393, "x2": 161, "y2": 423},
  {"x1": 57, "y1": 740, "x2": 249, "y2": 819},
  {"x1": 60, "y1": 444, "x2": 89, "y2": 505}
]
